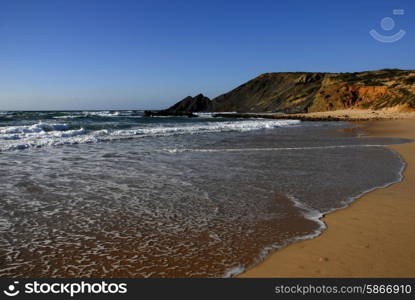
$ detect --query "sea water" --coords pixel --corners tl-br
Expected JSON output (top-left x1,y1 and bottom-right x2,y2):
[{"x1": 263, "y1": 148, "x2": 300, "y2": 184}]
[{"x1": 0, "y1": 111, "x2": 409, "y2": 277}]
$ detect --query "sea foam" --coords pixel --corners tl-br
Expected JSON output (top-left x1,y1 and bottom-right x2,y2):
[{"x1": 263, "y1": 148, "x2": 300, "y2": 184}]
[{"x1": 0, "y1": 119, "x2": 300, "y2": 151}]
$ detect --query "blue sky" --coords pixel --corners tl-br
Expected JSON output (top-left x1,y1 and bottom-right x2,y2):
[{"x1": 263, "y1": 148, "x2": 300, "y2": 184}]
[{"x1": 0, "y1": 0, "x2": 414, "y2": 110}]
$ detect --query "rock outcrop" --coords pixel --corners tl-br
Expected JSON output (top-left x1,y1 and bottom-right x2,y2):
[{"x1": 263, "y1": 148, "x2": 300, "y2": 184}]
[{"x1": 145, "y1": 94, "x2": 212, "y2": 117}]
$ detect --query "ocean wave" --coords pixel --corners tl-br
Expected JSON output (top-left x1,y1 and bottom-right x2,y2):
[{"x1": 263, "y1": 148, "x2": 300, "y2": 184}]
[
  {"x1": 0, "y1": 122, "x2": 89, "y2": 150},
  {"x1": 53, "y1": 115, "x2": 80, "y2": 119},
  {"x1": 52, "y1": 111, "x2": 143, "y2": 119},
  {"x1": 194, "y1": 112, "x2": 214, "y2": 118},
  {"x1": 51, "y1": 111, "x2": 121, "y2": 119},
  {"x1": 0, "y1": 119, "x2": 300, "y2": 151},
  {"x1": 112, "y1": 120, "x2": 301, "y2": 136},
  {"x1": 0, "y1": 122, "x2": 70, "y2": 134},
  {"x1": 84, "y1": 111, "x2": 121, "y2": 117},
  {"x1": 1, "y1": 131, "x2": 95, "y2": 151}
]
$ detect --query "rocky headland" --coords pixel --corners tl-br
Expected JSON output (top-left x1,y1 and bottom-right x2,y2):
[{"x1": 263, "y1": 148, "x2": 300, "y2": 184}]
[{"x1": 146, "y1": 69, "x2": 415, "y2": 118}]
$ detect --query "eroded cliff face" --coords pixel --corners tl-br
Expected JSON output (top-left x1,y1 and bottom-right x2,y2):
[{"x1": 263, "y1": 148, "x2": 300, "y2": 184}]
[
  {"x1": 211, "y1": 69, "x2": 415, "y2": 113},
  {"x1": 309, "y1": 82, "x2": 390, "y2": 112}
]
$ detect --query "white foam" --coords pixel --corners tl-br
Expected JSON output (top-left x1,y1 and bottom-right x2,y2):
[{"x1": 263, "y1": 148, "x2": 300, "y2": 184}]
[
  {"x1": 53, "y1": 111, "x2": 140, "y2": 119},
  {"x1": 222, "y1": 194, "x2": 329, "y2": 278},
  {"x1": 0, "y1": 119, "x2": 300, "y2": 152},
  {"x1": 53, "y1": 115, "x2": 80, "y2": 119},
  {"x1": 234, "y1": 149, "x2": 407, "y2": 278},
  {"x1": 0, "y1": 122, "x2": 69, "y2": 134},
  {"x1": 162, "y1": 144, "x2": 389, "y2": 153},
  {"x1": 0, "y1": 122, "x2": 90, "y2": 151},
  {"x1": 83, "y1": 111, "x2": 120, "y2": 117},
  {"x1": 286, "y1": 194, "x2": 327, "y2": 238},
  {"x1": 113, "y1": 119, "x2": 301, "y2": 137},
  {"x1": 222, "y1": 265, "x2": 245, "y2": 278},
  {"x1": 194, "y1": 112, "x2": 214, "y2": 118}
]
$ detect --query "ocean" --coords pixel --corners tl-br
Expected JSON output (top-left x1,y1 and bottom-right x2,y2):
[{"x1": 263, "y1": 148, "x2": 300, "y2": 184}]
[{"x1": 0, "y1": 110, "x2": 409, "y2": 277}]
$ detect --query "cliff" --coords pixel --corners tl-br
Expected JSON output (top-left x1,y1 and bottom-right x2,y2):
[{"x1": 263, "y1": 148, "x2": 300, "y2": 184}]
[
  {"x1": 149, "y1": 69, "x2": 415, "y2": 116},
  {"x1": 211, "y1": 69, "x2": 415, "y2": 113}
]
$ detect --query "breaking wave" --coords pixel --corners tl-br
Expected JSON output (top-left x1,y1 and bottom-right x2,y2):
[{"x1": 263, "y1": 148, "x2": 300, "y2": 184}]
[{"x1": 0, "y1": 119, "x2": 300, "y2": 151}]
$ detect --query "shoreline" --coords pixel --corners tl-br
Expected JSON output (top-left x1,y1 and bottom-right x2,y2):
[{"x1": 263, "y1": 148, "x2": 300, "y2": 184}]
[
  {"x1": 213, "y1": 108, "x2": 415, "y2": 122},
  {"x1": 239, "y1": 117, "x2": 415, "y2": 277}
]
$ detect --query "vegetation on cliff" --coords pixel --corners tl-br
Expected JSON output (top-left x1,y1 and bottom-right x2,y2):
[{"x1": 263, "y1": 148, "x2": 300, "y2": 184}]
[
  {"x1": 212, "y1": 69, "x2": 415, "y2": 113},
  {"x1": 148, "y1": 69, "x2": 415, "y2": 116}
]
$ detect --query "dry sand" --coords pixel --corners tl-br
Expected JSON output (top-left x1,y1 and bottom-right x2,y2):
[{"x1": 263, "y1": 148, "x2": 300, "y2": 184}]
[
  {"x1": 239, "y1": 115, "x2": 415, "y2": 277},
  {"x1": 214, "y1": 108, "x2": 415, "y2": 122},
  {"x1": 280, "y1": 108, "x2": 415, "y2": 120}
]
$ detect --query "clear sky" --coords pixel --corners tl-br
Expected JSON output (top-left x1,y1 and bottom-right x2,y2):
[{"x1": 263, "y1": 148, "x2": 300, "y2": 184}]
[{"x1": 0, "y1": 0, "x2": 414, "y2": 110}]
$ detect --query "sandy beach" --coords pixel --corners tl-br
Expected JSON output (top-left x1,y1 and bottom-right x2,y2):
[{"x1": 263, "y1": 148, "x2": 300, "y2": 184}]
[
  {"x1": 240, "y1": 111, "x2": 415, "y2": 277},
  {"x1": 284, "y1": 108, "x2": 415, "y2": 120},
  {"x1": 214, "y1": 108, "x2": 415, "y2": 122}
]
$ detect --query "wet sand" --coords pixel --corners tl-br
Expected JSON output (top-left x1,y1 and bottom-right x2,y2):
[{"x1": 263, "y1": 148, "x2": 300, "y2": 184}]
[{"x1": 240, "y1": 117, "x2": 415, "y2": 277}]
